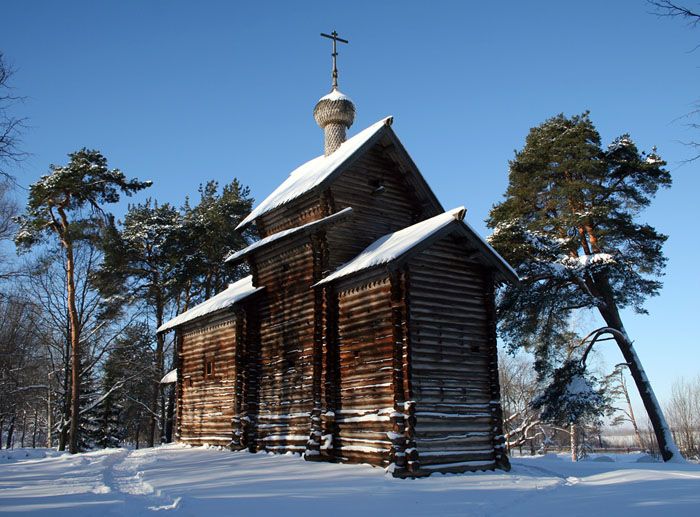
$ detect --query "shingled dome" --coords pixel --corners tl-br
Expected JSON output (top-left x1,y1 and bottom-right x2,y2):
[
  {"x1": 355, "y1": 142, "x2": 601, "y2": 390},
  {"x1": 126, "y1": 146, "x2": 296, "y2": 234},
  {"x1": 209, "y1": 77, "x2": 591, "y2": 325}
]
[{"x1": 314, "y1": 88, "x2": 356, "y2": 155}]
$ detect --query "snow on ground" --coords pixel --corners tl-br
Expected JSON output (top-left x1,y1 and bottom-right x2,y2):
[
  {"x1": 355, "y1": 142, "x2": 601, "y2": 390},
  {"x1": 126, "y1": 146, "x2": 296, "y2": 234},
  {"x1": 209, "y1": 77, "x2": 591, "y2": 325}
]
[{"x1": 0, "y1": 445, "x2": 698, "y2": 516}]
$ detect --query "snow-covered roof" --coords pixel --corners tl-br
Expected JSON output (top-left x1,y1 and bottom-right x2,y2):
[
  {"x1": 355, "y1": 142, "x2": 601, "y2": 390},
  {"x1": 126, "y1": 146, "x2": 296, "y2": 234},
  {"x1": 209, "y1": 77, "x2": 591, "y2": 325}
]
[
  {"x1": 225, "y1": 207, "x2": 353, "y2": 264},
  {"x1": 315, "y1": 207, "x2": 519, "y2": 287},
  {"x1": 160, "y1": 369, "x2": 177, "y2": 384},
  {"x1": 236, "y1": 117, "x2": 393, "y2": 230},
  {"x1": 318, "y1": 89, "x2": 353, "y2": 103},
  {"x1": 316, "y1": 207, "x2": 467, "y2": 286},
  {"x1": 157, "y1": 276, "x2": 263, "y2": 333}
]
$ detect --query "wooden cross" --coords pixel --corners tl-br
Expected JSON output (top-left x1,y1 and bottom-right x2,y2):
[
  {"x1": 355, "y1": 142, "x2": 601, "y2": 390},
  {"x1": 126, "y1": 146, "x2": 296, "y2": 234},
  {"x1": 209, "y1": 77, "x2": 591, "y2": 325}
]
[{"x1": 321, "y1": 31, "x2": 349, "y2": 90}]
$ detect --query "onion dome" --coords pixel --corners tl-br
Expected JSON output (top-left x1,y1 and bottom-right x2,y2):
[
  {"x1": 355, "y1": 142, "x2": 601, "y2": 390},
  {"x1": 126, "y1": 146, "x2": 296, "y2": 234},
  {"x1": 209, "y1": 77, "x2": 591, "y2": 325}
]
[{"x1": 313, "y1": 88, "x2": 356, "y2": 156}]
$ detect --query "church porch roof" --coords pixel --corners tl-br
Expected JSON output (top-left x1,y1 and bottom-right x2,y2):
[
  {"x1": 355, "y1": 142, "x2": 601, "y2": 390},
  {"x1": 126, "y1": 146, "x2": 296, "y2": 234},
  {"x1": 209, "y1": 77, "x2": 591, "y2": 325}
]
[
  {"x1": 225, "y1": 207, "x2": 353, "y2": 265},
  {"x1": 157, "y1": 276, "x2": 263, "y2": 334},
  {"x1": 315, "y1": 207, "x2": 519, "y2": 287}
]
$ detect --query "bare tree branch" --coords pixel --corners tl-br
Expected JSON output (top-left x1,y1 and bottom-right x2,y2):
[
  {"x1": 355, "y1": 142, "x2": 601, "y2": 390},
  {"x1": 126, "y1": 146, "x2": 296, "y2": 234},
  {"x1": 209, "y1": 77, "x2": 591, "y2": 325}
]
[
  {"x1": 649, "y1": 1, "x2": 700, "y2": 25},
  {"x1": 0, "y1": 52, "x2": 27, "y2": 179}
]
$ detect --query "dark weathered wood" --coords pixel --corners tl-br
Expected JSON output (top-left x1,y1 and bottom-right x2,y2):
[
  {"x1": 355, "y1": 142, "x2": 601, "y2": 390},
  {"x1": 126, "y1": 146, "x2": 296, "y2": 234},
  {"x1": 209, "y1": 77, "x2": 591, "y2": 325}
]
[
  {"x1": 175, "y1": 333, "x2": 183, "y2": 442},
  {"x1": 484, "y1": 269, "x2": 511, "y2": 471},
  {"x1": 333, "y1": 277, "x2": 394, "y2": 466},
  {"x1": 406, "y1": 237, "x2": 502, "y2": 474},
  {"x1": 306, "y1": 232, "x2": 327, "y2": 459},
  {"x1": 253, "y1": 242, "x2": 317, "y2": 454},
  {"x1": 178, "y1": 311, "x2": 238, "y2": 447},
  {"x1": 321, "y1": 282, "x2": 340, "y2": 460},
  {"x1": 231, "y1": 310, "x2": 246, "y2": 450},
  {"x1": 326, "y1": 144, "x2": 423, "y2": 270},
  {"x1": 389, "y1": 270, "x2": 408, "y2": 475}
]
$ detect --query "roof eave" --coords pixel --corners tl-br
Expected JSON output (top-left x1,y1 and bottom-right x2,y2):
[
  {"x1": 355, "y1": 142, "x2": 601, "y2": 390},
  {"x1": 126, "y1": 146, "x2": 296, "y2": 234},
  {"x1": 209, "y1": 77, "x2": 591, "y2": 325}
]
[
  {"x1": 314, "y1": 219, "x2": 462, "y2": 288},
  {"x1": 156, "y1": 286, "x2": 265, "y2": 335},
  {"x1": 226, "y1": 207, "x2": 354, "y2": 266}
]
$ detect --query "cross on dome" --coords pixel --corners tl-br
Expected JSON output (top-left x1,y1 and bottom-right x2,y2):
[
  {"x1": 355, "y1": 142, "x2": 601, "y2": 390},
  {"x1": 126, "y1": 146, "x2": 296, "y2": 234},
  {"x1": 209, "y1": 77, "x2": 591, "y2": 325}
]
[{"x1": 320, "y1": 31, "x2": 349, "y2": 90}]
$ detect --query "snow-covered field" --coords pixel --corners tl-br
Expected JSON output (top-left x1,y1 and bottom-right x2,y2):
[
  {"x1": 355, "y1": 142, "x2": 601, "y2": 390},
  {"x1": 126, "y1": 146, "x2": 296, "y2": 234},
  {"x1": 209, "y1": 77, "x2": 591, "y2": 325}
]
[{"x1": 0, "y1": 445, "x2": 698, "y2": 516}]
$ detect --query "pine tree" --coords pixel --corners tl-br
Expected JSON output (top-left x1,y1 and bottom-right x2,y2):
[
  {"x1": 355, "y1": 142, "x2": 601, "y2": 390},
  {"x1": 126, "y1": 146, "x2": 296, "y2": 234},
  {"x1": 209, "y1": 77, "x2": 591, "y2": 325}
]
[
  {"x1": 78, "y1": 370, "x2": 101, "y2": 450},
  {"x1": 96, "y1": 180, "x2": 253, "y2": 446},
  {"x1": 97, "y1": 200, "x2": 180, "y2": 446},
  {"x1": 177, "y1": 180, "x2": 254, "y2": 304},
  {"x1": 487, "y1": 112, "x2": 680, "y2": 460},
  {"x1": 99, "y1": 324, "x2": 154, "y2": 448},
  {"x1": 532, "y1": 360, "x2": 610, "y2": 461},
  {"x1": 15, "y1": 149, "x2": 150, "y2": 453}
]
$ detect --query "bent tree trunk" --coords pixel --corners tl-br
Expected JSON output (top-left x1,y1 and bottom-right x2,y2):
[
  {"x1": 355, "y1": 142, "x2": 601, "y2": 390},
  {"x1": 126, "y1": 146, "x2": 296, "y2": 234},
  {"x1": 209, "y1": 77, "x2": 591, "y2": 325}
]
[{"x1": 585, "y1": 302, "x2": 681, "y2": 462}]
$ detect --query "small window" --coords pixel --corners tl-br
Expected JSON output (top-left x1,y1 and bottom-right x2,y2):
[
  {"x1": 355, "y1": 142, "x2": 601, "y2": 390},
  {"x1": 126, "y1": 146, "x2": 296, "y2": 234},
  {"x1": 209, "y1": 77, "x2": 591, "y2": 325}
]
[
  {"x1": 205, "y1": 359, "x2": 215, "y2": 378},
  {"x1": 369, "y1": 178, "x2": 385, "y2": 196}
]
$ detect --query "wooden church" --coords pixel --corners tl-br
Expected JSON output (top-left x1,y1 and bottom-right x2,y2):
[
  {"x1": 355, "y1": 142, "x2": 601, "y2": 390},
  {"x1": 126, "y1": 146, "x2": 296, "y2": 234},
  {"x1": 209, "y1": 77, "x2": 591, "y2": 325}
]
[{"x1": 158, "y1": 36, "x2": 518, "y2": 477}]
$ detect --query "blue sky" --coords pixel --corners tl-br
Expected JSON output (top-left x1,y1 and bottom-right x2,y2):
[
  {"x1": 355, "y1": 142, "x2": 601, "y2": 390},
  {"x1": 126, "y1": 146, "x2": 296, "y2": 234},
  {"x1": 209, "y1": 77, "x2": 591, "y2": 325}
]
[{"x1": 3, "y1": 1, "x2": 699, "y2": 412}]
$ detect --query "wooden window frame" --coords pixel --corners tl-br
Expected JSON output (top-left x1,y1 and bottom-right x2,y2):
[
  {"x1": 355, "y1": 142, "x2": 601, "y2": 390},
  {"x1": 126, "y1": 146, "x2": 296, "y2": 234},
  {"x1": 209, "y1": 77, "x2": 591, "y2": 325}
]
[{"x1": 204, "y1": 358, "x2": 216, "y2": 379}]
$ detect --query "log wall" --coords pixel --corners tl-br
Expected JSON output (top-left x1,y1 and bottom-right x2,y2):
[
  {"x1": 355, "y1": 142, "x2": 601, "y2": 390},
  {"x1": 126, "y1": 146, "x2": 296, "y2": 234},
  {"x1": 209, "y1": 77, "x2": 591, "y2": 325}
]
[
  {"x1": 332, "y1": 275, "x2": 395, "y2": 466},
  {"x1": 178, "y1": 310, "x2": 238, "y2": 446},
  {"x1": 256, "y1": 192, "x2": 329, "y2": 238},
  {"x1": 407, "y1": 237, "x2": 499, "y2": 473},
  {"x1": 252, "y1": 241, "x2": 317, "y2": 454}
]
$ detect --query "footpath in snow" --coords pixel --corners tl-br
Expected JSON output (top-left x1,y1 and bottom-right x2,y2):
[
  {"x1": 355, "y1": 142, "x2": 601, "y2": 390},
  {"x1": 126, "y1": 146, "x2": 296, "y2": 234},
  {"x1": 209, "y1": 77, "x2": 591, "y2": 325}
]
[{"x1": 0, "y1": 445, "x2": 699, "y2": 516}]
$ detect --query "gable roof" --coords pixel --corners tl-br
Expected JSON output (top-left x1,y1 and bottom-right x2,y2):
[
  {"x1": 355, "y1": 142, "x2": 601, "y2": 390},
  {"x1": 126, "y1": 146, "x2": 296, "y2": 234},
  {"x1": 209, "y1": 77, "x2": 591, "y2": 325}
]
[
  {"x1": 315, "y1": 207, "x2": 519, "y2": 287},
  {"x1": 236, "y1": 116, "x2": 443, "y2": 230},
  {"x1": 224, "y1": 207, "x2": 353, "y2": 265},
  {"x1": 157, "y1": 276, "x2": 263, "y2": 334}
]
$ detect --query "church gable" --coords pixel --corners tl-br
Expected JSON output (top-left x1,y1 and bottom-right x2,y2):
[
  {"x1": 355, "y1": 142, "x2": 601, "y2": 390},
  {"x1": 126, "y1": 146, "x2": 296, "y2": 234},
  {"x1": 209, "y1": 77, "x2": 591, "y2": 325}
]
[
  {"x1": 238, "y1": 117, "x2": 443, "y2": 242},
  {"x1": 326, "y1": 131, "x2": 443, "y2": 268},
  {"x1": 236, "y1": 117, "x2": 392, "y2": 235}
]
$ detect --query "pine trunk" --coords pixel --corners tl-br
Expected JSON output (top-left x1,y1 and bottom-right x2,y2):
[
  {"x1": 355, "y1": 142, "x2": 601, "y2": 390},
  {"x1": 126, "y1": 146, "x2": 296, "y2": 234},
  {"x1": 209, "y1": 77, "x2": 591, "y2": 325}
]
[
  {"x1": 65, "y1": 239, "x2": 82, "y2": 454},
  {"x1": 5, "y1": 415, "x2": 15, "y2": 449},
  {"x1": 149, "y1": 287, "x2": 165, "y2": 447},
  {"x1": 570, "y1": 423, "x2": 578, "y2": 462},
  {"x1": 58, "y1": 339, "x2": 71, "y2": 451},
  {"x1": 32, "y1": 408, "x2": 38, "y2": 448},
  {"x1": 20, "y1": 411, "x2": 26, "y2": 448}
]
